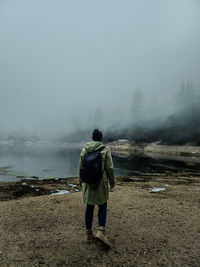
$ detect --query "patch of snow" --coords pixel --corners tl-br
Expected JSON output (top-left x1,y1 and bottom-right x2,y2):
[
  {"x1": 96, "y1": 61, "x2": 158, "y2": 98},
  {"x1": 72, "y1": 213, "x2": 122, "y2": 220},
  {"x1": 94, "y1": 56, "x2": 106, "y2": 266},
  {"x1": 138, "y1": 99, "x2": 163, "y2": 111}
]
[
  {"x1": 151, "y1": 140, "x2": 162, "y2": 145},
  {"x1": 68, "y1": 183, "x2": 77, "y2": 188},
  {"x1": 118, "y1": 139, "x2": 129, "y2": 142},
  {"x1": 150, "y1": 187, "x2": 166, "y2": 193},
  {"x1": 51, "y1": 190, "x2": 70, "y2": 195}
]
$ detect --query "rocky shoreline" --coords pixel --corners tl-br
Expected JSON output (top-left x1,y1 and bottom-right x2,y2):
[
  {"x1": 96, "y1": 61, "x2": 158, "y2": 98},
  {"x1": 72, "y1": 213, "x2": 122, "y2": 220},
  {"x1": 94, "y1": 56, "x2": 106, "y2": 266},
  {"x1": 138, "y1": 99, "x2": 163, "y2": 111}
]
[
  {"x1": 108, "y1": 141, "x2": 200, "y2": 158},
  {"x1": 0, "y1": 177, "x2": 80, "y2": 201},
  {"x1": 1, "y1": 170, "x2": 200, "y2": 201}
]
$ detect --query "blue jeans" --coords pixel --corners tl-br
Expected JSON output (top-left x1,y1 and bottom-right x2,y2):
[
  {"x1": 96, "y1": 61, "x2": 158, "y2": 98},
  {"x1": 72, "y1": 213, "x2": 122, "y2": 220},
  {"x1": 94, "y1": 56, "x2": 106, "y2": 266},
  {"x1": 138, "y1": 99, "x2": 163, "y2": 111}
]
[{"x1": 85, "y1": 202, "x2": 107, "y2": 230}]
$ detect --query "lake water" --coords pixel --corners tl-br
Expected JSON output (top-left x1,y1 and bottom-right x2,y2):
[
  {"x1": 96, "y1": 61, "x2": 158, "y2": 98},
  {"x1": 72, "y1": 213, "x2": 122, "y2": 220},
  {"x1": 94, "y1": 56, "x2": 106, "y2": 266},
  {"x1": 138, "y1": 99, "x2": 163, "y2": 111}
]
[{"x1": 1, "y1": 143, "x2": 200, "y2": 182}]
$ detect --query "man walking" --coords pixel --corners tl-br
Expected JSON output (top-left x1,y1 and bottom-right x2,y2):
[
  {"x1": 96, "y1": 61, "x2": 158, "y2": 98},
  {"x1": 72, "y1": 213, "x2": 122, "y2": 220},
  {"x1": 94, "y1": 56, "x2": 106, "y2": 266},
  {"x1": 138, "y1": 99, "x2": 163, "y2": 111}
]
[{"x1": 78, "y1": 129, "x2": 115, "y2": 246}]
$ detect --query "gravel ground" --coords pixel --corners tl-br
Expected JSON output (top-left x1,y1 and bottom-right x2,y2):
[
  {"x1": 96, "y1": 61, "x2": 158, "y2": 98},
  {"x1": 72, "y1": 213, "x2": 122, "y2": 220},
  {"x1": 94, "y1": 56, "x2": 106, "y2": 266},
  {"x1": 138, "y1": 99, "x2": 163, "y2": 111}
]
[{"x1": 0, "y1": 176, "x2": 200, "y2": 266}]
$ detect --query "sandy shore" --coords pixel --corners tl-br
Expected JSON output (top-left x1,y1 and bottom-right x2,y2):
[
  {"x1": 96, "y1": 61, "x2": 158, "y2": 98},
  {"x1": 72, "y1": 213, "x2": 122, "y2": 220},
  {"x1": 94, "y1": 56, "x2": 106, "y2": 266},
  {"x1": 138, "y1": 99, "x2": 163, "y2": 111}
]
[{"x1": 0, "y1": 175, "x2": 200, "y2": 266}]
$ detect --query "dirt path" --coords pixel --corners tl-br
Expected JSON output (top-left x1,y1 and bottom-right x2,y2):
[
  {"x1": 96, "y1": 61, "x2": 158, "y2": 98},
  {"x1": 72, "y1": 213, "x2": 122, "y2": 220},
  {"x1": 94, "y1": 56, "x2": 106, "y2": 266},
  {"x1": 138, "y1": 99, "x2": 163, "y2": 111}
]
[{"x1": 0, "y1": 176, "x2": 200, "y2": 266}]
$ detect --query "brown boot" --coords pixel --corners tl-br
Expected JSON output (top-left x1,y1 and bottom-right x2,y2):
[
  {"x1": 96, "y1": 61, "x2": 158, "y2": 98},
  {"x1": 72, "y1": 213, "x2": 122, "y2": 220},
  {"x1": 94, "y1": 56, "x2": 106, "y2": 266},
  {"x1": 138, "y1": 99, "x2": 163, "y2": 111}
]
[
  {"x1": 95, "y1": 226, "x2": 111, "y2": 248},
  {"x1": 86, "y1": 229, "x2": 94, "y2": 243}
]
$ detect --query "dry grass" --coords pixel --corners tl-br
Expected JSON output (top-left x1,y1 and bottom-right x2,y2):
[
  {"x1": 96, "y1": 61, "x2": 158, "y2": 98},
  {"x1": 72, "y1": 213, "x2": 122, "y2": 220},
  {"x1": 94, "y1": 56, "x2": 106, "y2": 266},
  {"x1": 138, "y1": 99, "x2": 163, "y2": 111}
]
[{"x1": 0, "y1": 176, "x2": 200, "y2": 266}]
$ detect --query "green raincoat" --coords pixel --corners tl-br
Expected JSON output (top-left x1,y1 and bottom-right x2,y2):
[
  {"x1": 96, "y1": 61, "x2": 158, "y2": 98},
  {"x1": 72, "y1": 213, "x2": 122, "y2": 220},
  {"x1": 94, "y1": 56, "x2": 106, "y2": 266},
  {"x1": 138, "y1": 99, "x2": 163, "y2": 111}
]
[{"x1": 78, "y1": 141, "x2": 115, "y2": 205}]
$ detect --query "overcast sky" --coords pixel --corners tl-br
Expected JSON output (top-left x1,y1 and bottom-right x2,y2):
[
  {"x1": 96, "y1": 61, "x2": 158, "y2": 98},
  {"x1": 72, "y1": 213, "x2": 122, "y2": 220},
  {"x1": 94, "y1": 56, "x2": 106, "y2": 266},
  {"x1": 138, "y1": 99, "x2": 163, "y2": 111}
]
[{"x1": 0, "y1": 0, "x2": 199, "y2": 135}]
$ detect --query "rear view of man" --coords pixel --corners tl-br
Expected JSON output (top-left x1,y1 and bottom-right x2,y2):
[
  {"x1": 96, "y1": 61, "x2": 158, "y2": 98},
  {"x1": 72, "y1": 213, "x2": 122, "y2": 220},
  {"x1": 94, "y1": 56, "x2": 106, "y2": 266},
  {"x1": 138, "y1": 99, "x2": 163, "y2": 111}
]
[{"x1": 78, "y1": 129, "x2": 115, "y2": 247}]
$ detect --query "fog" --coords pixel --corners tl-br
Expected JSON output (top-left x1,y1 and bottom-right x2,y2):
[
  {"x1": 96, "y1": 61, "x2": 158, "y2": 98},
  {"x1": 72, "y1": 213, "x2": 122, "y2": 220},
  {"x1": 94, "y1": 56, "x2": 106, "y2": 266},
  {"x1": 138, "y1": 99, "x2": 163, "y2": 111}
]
[{"x1": 0, "y1": 0, "x2": 200, "y2": 139}]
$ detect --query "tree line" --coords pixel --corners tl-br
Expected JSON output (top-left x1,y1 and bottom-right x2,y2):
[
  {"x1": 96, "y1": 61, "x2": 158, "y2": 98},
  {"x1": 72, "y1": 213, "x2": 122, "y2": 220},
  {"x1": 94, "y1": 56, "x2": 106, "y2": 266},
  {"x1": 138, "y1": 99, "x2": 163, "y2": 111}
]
[{"x1": 61, "y1": 80, "x2": 200, "y2": 145}]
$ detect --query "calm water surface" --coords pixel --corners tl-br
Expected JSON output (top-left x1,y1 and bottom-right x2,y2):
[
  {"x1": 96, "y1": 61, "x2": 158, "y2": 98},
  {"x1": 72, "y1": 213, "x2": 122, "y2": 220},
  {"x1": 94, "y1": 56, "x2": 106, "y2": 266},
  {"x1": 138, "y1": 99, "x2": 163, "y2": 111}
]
[{"x1": 1, "y1": 144, "x2": 200, "y2": 182}]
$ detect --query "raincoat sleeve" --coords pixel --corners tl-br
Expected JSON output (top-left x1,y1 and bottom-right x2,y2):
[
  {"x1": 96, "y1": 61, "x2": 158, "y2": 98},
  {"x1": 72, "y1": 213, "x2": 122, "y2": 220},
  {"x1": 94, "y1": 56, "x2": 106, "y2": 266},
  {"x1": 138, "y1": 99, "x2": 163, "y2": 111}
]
[{"x1": 105, "y1": 149, "x2": 116, "y2": 189}]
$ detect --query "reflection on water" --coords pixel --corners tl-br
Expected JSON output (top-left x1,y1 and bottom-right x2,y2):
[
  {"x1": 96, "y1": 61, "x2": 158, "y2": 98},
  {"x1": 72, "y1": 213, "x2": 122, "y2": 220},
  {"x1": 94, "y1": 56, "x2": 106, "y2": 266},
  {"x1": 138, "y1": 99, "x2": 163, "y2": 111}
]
[
  {"x1": 1, "y1": 144, "x2": 200, "y2": 182},
  {"x1": 0, "y1": 144, "x2": 81, "y2": 182},
  {"x1": 113, "y1": 153, "x2": 200, "y2": 176},
  {"x1": 114, "y1": 154, "x2": 200, "y2": 175}
]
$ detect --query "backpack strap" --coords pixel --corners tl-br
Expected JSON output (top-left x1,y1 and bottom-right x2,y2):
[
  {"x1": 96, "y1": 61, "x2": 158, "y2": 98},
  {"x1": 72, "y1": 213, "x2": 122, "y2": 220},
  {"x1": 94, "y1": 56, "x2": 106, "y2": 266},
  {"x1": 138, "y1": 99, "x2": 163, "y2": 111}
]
[
  {"x1": 96, "y1": 146, "x2": 108, "y2": 175},
  {"x1": 97, "y1": 145, "x2": 106, "y2": 151}
]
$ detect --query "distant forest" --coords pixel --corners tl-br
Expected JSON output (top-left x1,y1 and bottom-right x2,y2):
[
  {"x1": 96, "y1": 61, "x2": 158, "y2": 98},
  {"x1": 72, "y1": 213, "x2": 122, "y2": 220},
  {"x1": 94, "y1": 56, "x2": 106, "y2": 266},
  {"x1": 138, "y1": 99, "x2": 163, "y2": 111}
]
[
  {"x1": 105, "y1": 80, "x2": 200, "y2": 145},
  {"x1": 4, "y1": 81, "x2": 199, "y2": 146},
  {"x1": 64, "y1": 80, "x2": 200, "y2": 145}
]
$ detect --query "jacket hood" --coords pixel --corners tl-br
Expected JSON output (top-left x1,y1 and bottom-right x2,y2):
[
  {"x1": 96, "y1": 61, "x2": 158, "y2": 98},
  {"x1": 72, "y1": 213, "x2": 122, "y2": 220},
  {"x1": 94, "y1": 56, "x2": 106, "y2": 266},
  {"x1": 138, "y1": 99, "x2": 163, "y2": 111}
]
[{"x1": 85, "y1": 141, "x2": 104, "y2": 152}]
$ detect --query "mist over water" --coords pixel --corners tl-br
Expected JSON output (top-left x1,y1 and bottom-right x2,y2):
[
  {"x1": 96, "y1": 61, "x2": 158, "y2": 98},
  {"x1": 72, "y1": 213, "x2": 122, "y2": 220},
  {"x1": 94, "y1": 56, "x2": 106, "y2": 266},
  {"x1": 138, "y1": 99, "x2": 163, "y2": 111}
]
[
  {"x1": 0, "y1": 0, "x2": 200, "y2": 139},
  {"x1": 0, "y1": 1, "x2": 200, "y2": 182}
]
